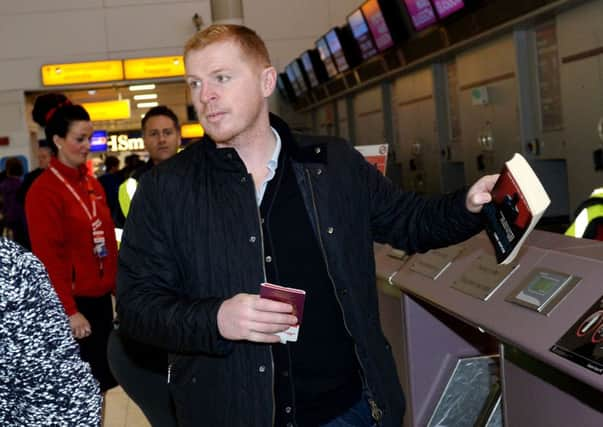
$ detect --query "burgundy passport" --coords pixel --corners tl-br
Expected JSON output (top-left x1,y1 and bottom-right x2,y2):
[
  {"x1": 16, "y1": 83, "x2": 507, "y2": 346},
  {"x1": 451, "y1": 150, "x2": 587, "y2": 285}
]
[{"x1": 259, "y1": 282, "x2": 306, "y2": 343}]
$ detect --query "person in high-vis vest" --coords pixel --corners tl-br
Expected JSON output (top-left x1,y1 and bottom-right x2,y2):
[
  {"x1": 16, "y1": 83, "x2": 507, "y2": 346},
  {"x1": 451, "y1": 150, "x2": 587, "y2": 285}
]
[
  {"x1": 108, "y1": 105, "x2": 181, "y2": 427},
  {"x1": 565, "y1": 187, "x2": 603, "y2": 240},
  {"x1": 113, "y1": 106, "x2": 182, "y2": 243}
]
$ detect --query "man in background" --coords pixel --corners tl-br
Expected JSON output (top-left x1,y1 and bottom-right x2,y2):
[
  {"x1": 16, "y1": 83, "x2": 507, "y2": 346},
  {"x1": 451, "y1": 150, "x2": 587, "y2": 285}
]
[
  {"x1": 17, "y1": 142, "x2": 51, "y2": 205},
  {"x1": 108, "y1": 105, "x2": 181, "y2": 427},
  {"x1": 113, "y1": 106, "x2": 181, "y2": 231},
  {"x1": 98, "y1": 155, "x2": 122, "y2": 222}
]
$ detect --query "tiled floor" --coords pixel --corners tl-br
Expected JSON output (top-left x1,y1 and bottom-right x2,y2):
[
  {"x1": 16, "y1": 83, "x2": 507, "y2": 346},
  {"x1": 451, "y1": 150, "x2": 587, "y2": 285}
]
[{"x1": 103, "y1": 387, "x2": 151, "y2": 427}]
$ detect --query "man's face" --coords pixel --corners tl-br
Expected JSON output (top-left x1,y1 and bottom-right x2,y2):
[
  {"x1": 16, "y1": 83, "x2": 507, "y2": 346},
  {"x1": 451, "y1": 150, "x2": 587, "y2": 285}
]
[
  {"x1": 143, "y1": 115, "x2": 181, "y2": 164},
  {"x1": 38, "y1": 147, "x2": 51, "y2": 169},
  {"x1": 185, "y1": 40, "x2": 276, "y2": 145}
]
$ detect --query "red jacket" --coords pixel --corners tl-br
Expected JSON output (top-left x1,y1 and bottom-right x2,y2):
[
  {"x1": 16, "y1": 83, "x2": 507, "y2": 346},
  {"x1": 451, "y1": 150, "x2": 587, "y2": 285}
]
[{"x1": 26, "y1": 158, "x2": 118, "y2": 316}]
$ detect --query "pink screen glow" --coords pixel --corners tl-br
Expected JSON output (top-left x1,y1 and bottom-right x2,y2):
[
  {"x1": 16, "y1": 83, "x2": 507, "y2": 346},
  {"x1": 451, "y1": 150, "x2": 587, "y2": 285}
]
[
  {"x1": 362, "y1": 0, "x2": 394, "y2": 52},
  {"x1": 348, "y1": 9, "x2": 378, "y2": 59},
  {"x1": 403, "y1": 0, "x2": 437, "y2": 31},
  {"x1": 432, "y1": 0, "x2": 464, "y2": 18}
]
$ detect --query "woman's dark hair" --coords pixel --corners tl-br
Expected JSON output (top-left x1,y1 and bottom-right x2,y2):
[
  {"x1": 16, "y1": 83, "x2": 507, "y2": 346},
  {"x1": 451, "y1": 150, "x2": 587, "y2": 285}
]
[
  {"x1": 104, "y1": 155, "x2": 120, "y2": 171},
  {"x1": 5, "y1": 157, "x2": 23, "y2": 177},
  {"x1": 31, "y1": 93, "x2": 90, "y2": 155},
  {"x1": 141, "y1": 105, "x2": 180, "y2": 131}
]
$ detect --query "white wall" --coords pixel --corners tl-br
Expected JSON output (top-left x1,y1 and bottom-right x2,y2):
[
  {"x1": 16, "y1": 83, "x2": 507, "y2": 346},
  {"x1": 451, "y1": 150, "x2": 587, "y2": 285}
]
[
  {"x1": 455, "y1": 34, "x2": 520, "y2": 185},
  {"x1": 393, "y1": 67, "x2": 439, "y2": 194},
  {"x1": 243, "y1": 0, "x2": 362, "y2": 71},
  {"x1": 0, "y1": 0, "x2": 364, "y2": 165},
  {"x1": 353, "y1": 85, "x2": 383, "y2": 147}
]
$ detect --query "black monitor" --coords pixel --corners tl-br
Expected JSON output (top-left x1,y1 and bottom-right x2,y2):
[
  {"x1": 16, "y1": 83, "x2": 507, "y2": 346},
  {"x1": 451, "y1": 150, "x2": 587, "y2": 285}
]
[
  {"x1": 324, "y1": 25, "x2": 361, "y2": 74},
  {"x1": 277, "y1": 73, "x2": 296, "y2": 101},
  {"x1": 291, "y1": 59, "x2": 310, "y2": 94},
  {"x1": 401, "y1": 0, "x2": 438, "y2": 32},
  {"x1": 285, "y1": 63, "x2": 302, "y2": 97},
  {"x1": 286, "y1": 60, "x2": 309, "y2": 97},
  {"x1": 315, "y1": 37, "x2": 340, "y2": 78},
  {"x1": 300, "y1": 49, "x2": 328, "y2": 87},
  {"x1": 347, "y1": 8, "x2": 379, "y2": 60}
]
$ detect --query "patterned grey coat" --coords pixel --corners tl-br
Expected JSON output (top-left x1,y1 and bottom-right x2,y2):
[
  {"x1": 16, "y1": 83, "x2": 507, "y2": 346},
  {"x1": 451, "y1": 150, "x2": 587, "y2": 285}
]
[{"x1": 0, "y1": 238, "x2": 101, "y2": 426}]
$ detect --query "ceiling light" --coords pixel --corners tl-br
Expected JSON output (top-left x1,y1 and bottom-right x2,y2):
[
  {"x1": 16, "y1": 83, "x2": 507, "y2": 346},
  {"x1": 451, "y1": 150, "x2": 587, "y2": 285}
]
[
  {"x1": 129, "y1": 84, "x2": 156, "y2": 91},
  {"x1": 88, "y1": 90, "x2": 97, "y2": 95},
  {"x1": 133, "y1": 93, "x2": 158, "y2": 101},
  {"x1": 137, "y1": 101, "x2": 159, "y2": 108}
]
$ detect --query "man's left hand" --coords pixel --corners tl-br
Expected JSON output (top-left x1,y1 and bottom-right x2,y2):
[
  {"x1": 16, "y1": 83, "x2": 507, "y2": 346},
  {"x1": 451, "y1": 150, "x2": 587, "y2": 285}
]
[{"x1": 465, "y1": 174, "x2": 499, "y2": 213}]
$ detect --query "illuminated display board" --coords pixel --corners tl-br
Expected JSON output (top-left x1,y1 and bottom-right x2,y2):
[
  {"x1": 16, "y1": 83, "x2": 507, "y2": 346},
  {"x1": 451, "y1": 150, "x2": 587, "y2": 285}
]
[
  {"x1": 432, "y1": 0, "x2": 465, "y2": 19},
  {"x1": 316, "y1": 37, "x2": 340, "y2": 78},
  {"x1": 300, "y1": 51, "x2": 319, "y2": 87},
  {"x1": 123, "y1": 56, "x2": 185, "y2": 80},
  {"x1": 325, "y1": 29, "x2": 349, "y2": 73},
  {"x1": 81, "y1": 99, "x2": 131, "y2": 121},
  {"x1": 361, "y1": 0, "x2": 395, "y2": 52},
  {"x1": 41, "y1": 60, "x2": 123, "y2": 86},
  {"x1": 348, "y1": 8, "x2": 379, "y2": 60},
  {"x1": 403, "y1": 0, "x2": 438, "y2": 31}
]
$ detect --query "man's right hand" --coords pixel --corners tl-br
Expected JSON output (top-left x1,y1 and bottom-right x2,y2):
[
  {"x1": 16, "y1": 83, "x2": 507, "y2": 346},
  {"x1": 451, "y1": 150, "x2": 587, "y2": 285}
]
[{"x1": 217, "y1": 293, "x2": 297, "y2": 343}]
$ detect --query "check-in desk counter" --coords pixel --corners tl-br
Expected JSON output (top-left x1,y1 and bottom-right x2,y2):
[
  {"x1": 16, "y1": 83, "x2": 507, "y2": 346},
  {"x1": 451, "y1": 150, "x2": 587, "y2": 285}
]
[{"x1": 374, "y1": 230, "x2": 603, "y2": 427}]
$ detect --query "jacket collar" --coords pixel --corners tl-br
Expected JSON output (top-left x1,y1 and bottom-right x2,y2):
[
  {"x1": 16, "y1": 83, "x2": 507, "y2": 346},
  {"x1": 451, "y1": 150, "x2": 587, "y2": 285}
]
[
  {"x1": 200, "y1": 113, "x2": 328, "y2": 168},
  {"x1": 132, "y1": 159, "x2": 155, "y2": 180},
  {"x1": 50, "y1": 157, "x2": 88, "y2": 181},
  {"x1": 270, "y1": 113, "x2": 327, "y2": 165}
]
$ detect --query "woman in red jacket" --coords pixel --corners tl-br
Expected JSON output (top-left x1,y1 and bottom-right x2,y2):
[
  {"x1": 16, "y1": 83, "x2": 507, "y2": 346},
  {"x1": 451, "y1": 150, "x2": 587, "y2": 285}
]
[{"x1": 26, "y1": 93, "x2": 118, "y2": 393}]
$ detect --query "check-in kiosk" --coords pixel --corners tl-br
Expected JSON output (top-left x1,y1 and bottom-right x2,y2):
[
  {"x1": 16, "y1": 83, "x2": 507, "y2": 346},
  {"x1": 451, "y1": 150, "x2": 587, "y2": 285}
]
[{"x1": 375, "y1": 230, "x2": 603, "y2": 427}]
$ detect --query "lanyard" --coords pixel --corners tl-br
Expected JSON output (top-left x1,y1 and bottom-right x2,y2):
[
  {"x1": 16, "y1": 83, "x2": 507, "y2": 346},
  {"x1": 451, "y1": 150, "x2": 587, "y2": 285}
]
[
  {"x1": 49, "y1": 166, "x2": 108, "y2": 275},
  {"x1": 49, "y1": 166, "x2": 97, "y2": 220}
]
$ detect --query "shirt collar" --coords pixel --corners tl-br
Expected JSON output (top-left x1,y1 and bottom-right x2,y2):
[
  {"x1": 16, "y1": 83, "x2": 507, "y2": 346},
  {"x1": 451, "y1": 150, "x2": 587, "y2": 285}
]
[
  {"x1": 267, "y1": 126, "x2": 281, "y2": 175},
  {"x1": 255, "y1": 127, "x2": 281, "y2": 205}
]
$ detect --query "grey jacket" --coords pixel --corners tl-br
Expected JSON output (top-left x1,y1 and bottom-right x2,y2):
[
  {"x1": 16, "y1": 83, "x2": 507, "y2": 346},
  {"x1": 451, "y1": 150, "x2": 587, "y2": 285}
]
[{"x1": 0, "y1": 238, "x2": 101, "y2": 426}]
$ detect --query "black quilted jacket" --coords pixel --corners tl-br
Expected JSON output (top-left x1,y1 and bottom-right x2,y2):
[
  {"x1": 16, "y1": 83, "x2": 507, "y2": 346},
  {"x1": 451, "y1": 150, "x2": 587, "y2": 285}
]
[{"x1": 116, "y1": 114, "x2": 482, "y2": 427}]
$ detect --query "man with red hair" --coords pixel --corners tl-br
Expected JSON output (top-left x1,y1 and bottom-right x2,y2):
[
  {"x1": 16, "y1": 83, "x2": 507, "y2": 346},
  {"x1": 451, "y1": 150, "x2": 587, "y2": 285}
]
[{"x1": 117, "y1": 24, "x2": 497, "y2": 427}]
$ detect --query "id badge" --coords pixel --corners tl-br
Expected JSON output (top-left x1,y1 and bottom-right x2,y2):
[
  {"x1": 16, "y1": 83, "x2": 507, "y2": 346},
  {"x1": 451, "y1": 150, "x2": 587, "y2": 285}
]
[{"x1": 94, "y1": 241, "x2": 108, "y2": 258}]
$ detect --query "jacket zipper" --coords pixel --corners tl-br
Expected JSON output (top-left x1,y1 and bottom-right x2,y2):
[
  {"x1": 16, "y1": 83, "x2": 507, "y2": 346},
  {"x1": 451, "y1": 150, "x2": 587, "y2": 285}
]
[
  {"x1": 304, "y1": 168, "x2": 383, "y2": 424},
  {"x1": 251, "y1": 174, "x2": 276, "y2": 426}
]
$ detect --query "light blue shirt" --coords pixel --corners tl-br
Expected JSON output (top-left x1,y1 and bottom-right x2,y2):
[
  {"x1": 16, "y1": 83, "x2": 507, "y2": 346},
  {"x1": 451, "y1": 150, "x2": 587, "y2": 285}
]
[{"x1": 256, "y1": 127, "x2": 281, "y2": 205}]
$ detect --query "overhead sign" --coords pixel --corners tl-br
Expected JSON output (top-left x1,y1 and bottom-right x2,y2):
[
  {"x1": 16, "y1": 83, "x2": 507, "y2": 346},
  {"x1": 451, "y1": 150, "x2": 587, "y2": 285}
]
[
  {"x1": 82, "y1": 100, "x2": 131, "y2": 121},
  {"x1": 124, "y1": 56, "x2": 185, "y2": 80},
  {"x1": 41, "y1": 60, "x2": 124, "y2": 86},
  {"x1": 90, "y1": 130, "x2": 108, "y2": 152},
  {"x1": 107, "y1": 133, "x2": 145, "y2": 152}
]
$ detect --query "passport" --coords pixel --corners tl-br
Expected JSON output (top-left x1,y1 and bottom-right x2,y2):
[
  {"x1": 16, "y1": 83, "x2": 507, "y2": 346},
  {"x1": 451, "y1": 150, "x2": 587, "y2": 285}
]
[{"x1": 260, "y1": 282, "x2": 306, "y2": 343}]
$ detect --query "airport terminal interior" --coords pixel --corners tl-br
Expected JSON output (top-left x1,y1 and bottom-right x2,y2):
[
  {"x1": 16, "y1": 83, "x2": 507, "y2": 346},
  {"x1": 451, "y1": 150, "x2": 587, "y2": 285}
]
[{"x1": 1, "y1": 0, "x2": 603, "y2": 426}]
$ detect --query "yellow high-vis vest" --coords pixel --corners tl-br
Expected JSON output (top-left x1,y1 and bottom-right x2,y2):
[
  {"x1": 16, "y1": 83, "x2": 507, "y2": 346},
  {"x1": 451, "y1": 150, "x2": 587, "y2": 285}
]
[
  {"x1": 565, "y1": 188, "x2": 603, "y2": 239},
  {"x1": 115, "y1": 177, "x2": 139, "y2": 245}
]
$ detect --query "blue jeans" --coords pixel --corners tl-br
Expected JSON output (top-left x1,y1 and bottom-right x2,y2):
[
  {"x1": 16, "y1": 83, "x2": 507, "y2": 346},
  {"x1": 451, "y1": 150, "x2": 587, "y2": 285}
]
[{"x1": 319, "y1": 396, "x2": 376, "y2": 427}]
